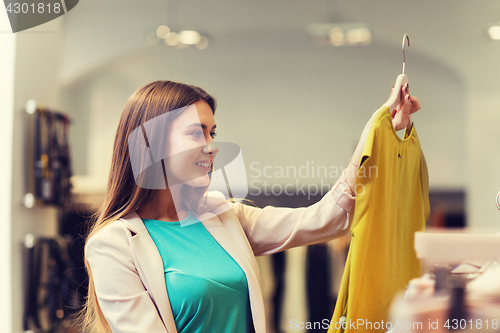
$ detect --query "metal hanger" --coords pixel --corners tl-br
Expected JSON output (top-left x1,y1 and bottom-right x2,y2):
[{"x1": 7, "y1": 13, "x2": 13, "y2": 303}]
[{"x1": 384, "y1": 34, "x2": 410, "y2": 112}]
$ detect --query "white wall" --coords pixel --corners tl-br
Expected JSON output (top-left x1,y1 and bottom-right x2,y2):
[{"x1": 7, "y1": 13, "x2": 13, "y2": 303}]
[
  {"x1": 0, "y1": 8, "x2": 16, "y2": 333},
  {"x1": 466, "y1": 91, "x2": 500, "y2": 227},
  {"x1": 8, "y1": 18, "x2": 64, "y2": 333}
]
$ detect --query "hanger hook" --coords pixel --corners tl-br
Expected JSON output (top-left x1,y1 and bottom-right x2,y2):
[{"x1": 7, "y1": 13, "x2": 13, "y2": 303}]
[{"x1": 402, "y1": 34, "x2": 410, "y2": 74}]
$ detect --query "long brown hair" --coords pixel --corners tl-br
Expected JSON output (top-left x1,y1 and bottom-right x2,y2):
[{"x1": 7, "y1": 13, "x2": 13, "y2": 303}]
[{"x1": 78, "y1": 80, "x2": 216, "y2": 332}]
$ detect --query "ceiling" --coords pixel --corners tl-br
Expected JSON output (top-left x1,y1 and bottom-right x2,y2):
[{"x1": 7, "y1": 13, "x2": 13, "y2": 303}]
[{"x1": 61, "y1": 0, "x2": 500, "y2": 91}]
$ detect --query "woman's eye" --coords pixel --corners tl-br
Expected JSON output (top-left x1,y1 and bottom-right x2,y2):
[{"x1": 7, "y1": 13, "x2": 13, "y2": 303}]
[
  {"x1": 191, "y1": 131, "x2": 203, "y2": 138},
  {"x1": 190, "y1": 131, "x2": 216, "y2": 139}
]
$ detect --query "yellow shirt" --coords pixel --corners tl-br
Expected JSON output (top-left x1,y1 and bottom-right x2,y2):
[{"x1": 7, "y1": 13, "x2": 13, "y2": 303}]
[{"x1": 329, "y1": 106, "x2": 430, "y2": 333}]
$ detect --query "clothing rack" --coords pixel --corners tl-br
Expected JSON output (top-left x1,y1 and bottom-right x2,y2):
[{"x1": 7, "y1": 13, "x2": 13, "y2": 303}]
[
  {"x1": 22, "y1": 234, "x2": 79, "y2": 333},
  {"x1": 24, "y1": 100, "x2": 72, "y2": 209}
]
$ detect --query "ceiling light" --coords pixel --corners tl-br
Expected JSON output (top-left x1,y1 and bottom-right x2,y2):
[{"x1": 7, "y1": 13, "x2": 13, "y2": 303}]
[
  {"x1": 488, "y1": 25, "x2": 500, "y2": 40},
  {"x1": 156, "y1": 25, "x2": 170, "y2": 39},
  {"x1": 196, "y1": 36, "x2": 209, "y2": 49},
  {"x1": 151, "y1": 1, "x2": 209, "y2": 49},
  {"x1": 150, "y1": 25, "x2": 209, "y2": 49},
  {"x1": 346, "y1": 27, "x2": 372, "y2": 45},
  {"x1": 307, "y1": 23, "x2": 372, "y2": 46},
  {"x1": 329, "y1": 28, "x2": 345, "y2": 46},
  {"x1": 179, "y1": 30, "x2": 201, "y2": 45},
  {"x1": 165, "y1": 31, "x2": 179, "y2": 46}
]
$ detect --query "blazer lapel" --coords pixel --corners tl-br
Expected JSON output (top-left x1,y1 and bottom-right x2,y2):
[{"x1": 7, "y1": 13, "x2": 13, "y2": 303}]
[{"x1": 122, "y1": 212, "x2": 178, "y2": 333}]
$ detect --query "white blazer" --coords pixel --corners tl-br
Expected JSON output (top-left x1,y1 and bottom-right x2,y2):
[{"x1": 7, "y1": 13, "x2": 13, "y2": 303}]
[{"x1": 86, "y1": 177, "x2": 355, "y2": 333}]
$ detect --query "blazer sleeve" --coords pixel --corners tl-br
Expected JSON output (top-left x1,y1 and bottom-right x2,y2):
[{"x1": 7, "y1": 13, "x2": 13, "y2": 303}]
[
  {"x1": 85, "y1": 222, "x2": 168, "y2": 333},
  {"x1": 233, "y1": 173, "x2": 355, "y2": 256}
]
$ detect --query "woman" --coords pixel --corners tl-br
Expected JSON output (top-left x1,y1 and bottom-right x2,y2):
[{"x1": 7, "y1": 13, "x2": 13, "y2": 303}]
[{"x1": 81, "y1": 80, "x2": 419, "y2": 333}]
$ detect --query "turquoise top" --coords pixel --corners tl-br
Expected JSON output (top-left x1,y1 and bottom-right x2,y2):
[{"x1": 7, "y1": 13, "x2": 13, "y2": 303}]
[{"x1": 142, "y1": 211, "x2": 250, "y2": 333}]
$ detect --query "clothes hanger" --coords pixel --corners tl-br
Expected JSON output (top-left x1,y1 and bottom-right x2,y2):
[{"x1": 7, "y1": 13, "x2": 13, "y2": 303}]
[{"x1": 384, "y1": 34, "x2": 410, "y2": 111}]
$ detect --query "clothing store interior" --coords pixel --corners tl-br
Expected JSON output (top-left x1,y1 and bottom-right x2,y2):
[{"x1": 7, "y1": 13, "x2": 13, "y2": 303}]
[{"x1": 2, "y1": 0, "x2": 500, "y2": 332}]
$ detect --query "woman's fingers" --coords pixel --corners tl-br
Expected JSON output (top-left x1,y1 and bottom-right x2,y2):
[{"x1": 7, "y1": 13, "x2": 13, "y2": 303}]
[
  {"x1": 388, "y1": 83, "x2": 421, "y2": 131},
  {"x1": 391, "y1": 86, "x2": 411, "y2": 131},
  {"x1": 409, "y1": 96, "x2": 421, "y2": 114}
]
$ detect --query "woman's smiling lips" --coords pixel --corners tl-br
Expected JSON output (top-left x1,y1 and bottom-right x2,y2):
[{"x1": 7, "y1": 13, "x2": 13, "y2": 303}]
[{"x1": 195, "y1": 160, "x2": 212, "y2": 171}]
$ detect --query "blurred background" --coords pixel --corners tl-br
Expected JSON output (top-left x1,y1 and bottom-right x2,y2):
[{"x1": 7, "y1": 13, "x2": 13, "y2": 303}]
[{"x1": 1, "y1": 0, "x2": 500, "y2": 332}]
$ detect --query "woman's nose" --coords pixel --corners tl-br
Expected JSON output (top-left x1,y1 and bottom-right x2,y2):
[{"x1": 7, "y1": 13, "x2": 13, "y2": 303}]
[{"x1": 202, "y1": 142, "x2": 219, "y2": 156}]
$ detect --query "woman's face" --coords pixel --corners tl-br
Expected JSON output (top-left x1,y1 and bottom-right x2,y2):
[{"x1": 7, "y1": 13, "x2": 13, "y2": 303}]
[{"x1": 163, "y1": 100, "x2": 218, "y2": 187}]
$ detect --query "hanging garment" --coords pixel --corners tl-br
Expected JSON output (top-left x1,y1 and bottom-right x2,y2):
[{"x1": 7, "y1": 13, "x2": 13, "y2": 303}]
[
  {"x1": 23, "y1": 236, "x2": 75, "y2": 332},
  {"x1": 28, "y1": 107, "x2": 72, "y2": 207},
  {"x1": 328, "y1": 105, "x2": 430, "y2": 333}
]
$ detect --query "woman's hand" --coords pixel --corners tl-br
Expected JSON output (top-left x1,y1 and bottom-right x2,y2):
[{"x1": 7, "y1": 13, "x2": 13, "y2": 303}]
[{"x1": 390, "y1": 84, "x2": 421, "y2": 131}]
